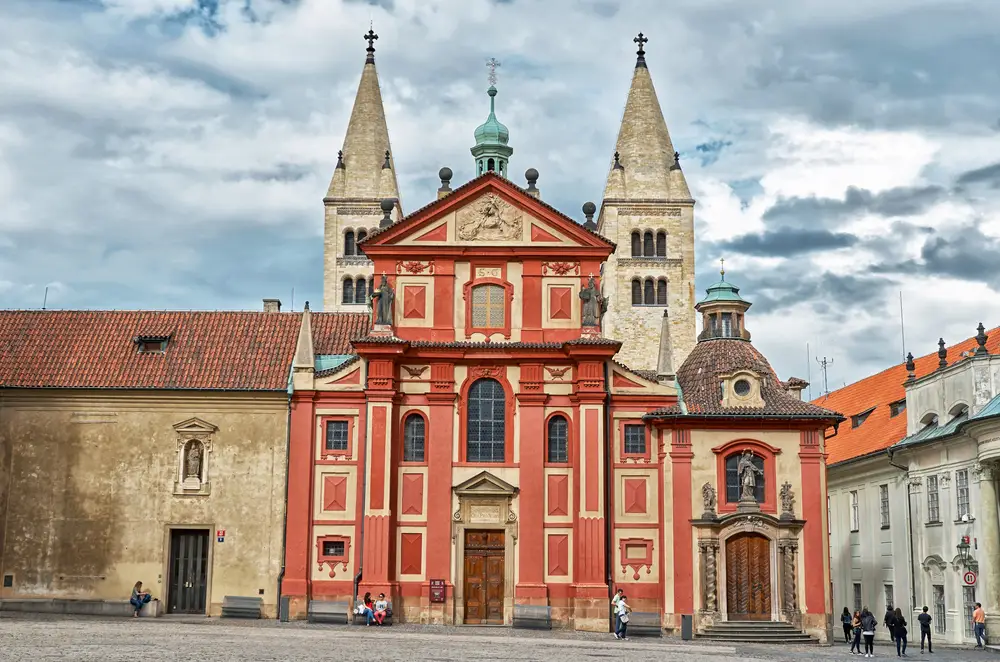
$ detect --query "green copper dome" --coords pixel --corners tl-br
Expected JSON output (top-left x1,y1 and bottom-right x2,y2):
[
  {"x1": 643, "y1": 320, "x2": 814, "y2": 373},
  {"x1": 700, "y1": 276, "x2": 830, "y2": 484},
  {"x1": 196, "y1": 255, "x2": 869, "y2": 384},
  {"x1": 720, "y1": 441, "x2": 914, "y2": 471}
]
[
  {"x1": 698, "y1": 271, "x2": 750, "y2": 306},
  {"x1": 474, "y1": 86, "x2": 510, "y2": 145}
]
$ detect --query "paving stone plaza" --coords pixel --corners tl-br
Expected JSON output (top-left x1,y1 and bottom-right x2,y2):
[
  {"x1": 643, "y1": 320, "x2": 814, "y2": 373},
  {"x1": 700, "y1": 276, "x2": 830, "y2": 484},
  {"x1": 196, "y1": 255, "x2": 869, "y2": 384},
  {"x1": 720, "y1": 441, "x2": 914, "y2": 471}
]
[{"x1": 1, "y1": 614, "x2": 995, "y2": 661}]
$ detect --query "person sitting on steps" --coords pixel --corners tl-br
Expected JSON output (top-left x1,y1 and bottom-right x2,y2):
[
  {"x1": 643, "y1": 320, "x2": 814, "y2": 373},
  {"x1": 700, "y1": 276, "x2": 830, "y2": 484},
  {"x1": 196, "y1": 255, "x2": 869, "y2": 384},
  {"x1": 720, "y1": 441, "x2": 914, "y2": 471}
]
[
  {"x1": 374, "y1": 593, "x2": 389, "y2": 625},
  {"x1": 130, "y1": 581, "x2": 152, "y2": 618}
]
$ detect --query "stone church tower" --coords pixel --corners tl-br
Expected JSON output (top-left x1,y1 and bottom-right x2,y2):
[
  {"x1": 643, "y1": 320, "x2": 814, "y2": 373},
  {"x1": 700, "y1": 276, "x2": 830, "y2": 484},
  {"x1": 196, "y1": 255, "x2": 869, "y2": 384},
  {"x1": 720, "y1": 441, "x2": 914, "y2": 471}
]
[
  {"x1": 323, "y1": 30, "x2": 403, "y2": 312},
  {"x1": 598, "y1": 35, "x2": 696, "y2": 373}
]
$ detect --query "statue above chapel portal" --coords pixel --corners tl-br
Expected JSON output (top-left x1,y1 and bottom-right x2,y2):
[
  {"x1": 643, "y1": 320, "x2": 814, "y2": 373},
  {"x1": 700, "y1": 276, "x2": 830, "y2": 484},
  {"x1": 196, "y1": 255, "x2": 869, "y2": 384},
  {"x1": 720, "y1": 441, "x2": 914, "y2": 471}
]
[
  {"x1": 371, "y1": 272, "x2": 395, "y2": 326},
  {"x1": 737, "y1": 449, "x2": 764, "y2": 502},
  {"x1": 579, "y1": 275, "x2": 608, "y2": 328}
]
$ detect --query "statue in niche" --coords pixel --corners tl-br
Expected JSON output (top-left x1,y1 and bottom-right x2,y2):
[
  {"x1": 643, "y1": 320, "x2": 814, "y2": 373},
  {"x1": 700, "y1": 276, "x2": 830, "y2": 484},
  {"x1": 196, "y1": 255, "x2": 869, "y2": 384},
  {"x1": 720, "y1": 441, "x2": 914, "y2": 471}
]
[
  {"x1": 371, "y1": 272, "x2": 395, "y2": 326},
  {"x1": 738, "y1": 449, "x2": 764, "y2": 501},
  {"x1": 185, "y1": 441, "x2": 202, "y2": 479},
  {"x1": 579, "y1": 275, "x2": 608, "y2": 327},
  {"x1": 701, "y1": 482, "x2": 718, "y2": 518},
  {"x1": 780, "y1": 481, "x2": 795, "y2": 518}
]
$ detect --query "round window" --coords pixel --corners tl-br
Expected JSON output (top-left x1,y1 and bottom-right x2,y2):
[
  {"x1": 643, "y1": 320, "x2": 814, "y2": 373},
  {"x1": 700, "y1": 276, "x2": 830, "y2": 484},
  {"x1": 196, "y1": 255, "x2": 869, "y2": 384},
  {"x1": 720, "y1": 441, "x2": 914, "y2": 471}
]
[{"x1": 734, "y1": 379, "x2": 751, "y2": 397}]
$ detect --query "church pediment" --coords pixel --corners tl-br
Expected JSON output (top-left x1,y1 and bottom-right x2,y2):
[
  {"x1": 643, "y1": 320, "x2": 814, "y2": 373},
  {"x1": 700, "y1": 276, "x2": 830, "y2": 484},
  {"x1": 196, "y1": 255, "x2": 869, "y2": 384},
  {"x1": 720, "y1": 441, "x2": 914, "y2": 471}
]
[
  {"x1": 361, "y1": 173, "x2": 614, "y2": 252},
  {"x1": 454, "y1": 470, "x2": 518, "y2": 498},
  {"x1": 172, "y1": 417, "x2": 218, "y2": 436}
]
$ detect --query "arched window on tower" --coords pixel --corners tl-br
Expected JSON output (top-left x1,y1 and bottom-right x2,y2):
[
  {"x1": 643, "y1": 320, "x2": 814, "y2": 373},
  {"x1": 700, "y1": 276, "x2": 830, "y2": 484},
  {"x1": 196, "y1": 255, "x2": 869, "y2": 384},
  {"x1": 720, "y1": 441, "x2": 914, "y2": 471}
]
[
  {"x1": 368, "y1": 277, "x2": 374, "y2": 301},
  {"x1": 499, "y1": 162, "x2": 505, "y2": 177},
  {"x1": 656, "y1": 231, "x2": 666, "y2": 257},
  {"x1": 403, "y1": 413, "x2": 426, "y2": 462},
  {"x1": 356, "y1": 228, "x2": 367, "y2": 247},
  {"x1": 355, "y1": 277, "x2": 367, "y2": 305},
  {"x1": 344, "y1": 230, "x2": 355, "y2": 256},
  {"x1": 631, "y1": 232, "x2": 642, "y2": 257},
  {"x1": 547, "y1": 415, "x2": 569, "y2": 463},
  {"x1": 342, "y1": 278, "x2": 354, "y2": 305},
  {"x1": 643, "y1": 231, "x2": 654, "y2": 257},
  {"x1": 656, "y1": 278, "x2": 667, "y2": 305},
  {"x1": 631, "y1": 279, "x2": 642, "y2": 306},
  {"x1": 467, "y1": 378, "x2": 506, "y2": 463},
  {"x1": 487, "y1": 158, "x2": 496, "y2": 172},
  {"x1": 725, "y1": 452, "x2": 765, "y2": 503},
  {"x1": 643, "y1": 278, "x2": 654, "y2": 305}
]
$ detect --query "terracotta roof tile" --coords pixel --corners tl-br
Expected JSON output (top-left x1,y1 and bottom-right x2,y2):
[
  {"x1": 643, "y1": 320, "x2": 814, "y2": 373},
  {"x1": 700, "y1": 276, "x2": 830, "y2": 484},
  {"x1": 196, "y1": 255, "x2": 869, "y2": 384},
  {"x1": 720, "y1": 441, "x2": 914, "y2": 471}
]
[
  {"x1": 311, "y1": 312, "x2": 370, "y2": 354},
  {"x1": 815, "y1": 326, "x2": 1000, "y2": 465}
]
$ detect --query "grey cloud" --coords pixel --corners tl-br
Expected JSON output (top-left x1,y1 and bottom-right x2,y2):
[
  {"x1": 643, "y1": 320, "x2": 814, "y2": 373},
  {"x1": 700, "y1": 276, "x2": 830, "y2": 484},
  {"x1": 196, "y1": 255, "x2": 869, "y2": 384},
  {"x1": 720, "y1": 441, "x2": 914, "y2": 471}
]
[
  {"x1": 713, "y1": 228, "x2": 858, "y2": 257},
  {"x1": 956, "y1": 162, "x2": 1000, "y2": 188},
  {"x1": 763, "y1": 185, "x2": 947, "y2": 227},
  {"x1": 873, "y1": 224, "x2": 1000, "y2": 288}
]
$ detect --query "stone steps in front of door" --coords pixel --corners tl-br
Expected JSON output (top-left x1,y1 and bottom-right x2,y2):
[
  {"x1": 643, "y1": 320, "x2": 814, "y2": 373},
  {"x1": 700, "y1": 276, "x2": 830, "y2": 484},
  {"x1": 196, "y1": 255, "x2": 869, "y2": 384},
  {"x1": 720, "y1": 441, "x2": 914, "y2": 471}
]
[{"x1": 696, "y1": 621, "x2": 818, "y2": 644}]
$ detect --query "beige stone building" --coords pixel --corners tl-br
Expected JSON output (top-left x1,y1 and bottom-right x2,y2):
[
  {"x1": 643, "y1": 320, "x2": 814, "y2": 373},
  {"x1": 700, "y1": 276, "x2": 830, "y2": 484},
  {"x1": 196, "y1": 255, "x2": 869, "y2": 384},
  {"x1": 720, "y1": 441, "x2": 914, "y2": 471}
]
[{"x1": 320, "y1": 32, "x2": 695, "y2": 372}]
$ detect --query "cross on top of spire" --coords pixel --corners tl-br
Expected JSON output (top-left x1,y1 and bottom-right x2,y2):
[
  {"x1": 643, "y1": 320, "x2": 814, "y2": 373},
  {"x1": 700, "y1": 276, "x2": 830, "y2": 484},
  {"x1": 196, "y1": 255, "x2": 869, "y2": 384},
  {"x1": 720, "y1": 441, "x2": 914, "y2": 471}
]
[
  {"x1": 634, "y1": 32, "x2": 648, "y2": 67},
  {"x1": 720, "y1": 257, "x2": 725, "y2": 279},
  {"x1": 364, "y1": 28, "x2": 378, "y2": 63},
  {"x1": 486, "y1": 57, "x2": 501, "y2": 87}
]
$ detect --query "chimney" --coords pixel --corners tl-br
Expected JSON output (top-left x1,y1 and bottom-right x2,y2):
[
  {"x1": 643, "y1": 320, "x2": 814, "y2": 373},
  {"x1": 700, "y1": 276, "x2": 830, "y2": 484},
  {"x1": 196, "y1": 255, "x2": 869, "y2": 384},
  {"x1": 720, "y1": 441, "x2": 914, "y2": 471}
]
[
  {"x1": 525, "y1": 168, "x2": 539, "y2": 198},
  {"x1": 263, "y1": 299, "x2": 282, "y2": 313}
]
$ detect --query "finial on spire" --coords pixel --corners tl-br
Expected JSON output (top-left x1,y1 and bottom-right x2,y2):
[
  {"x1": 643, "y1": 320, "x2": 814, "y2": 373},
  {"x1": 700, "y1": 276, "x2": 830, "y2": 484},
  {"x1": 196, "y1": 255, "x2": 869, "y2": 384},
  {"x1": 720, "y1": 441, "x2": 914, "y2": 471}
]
[
  {"x1": 905, "y1": 352, "x2": 916, "y2": 381},
  {"x1": 382, "y1": 149, "x2": 391, "y2": 169},
  {"x1": 364, "y1": 28, "x2": 378, "y2": 63},
  {"x1": 937, "y1": 338, "x2": 947, "y2": 369},
  {"x1": 976, "y1": 322, "x2": 990, "y2": 355},
  {"x1": 634, "y1": 32, "x2": 648, "y2": 68},
  {"x1": 613, "y1": 151, "x2": 623, "y2": 170},
  {"x1": 720, "y1": 257, "x2": 726, "y2": 279},
  {"x1": 336, "y1": 150, "x2": 345, "y2": 169},
  {"x1": 486, "y1": 57, "x2": 501, "y2": 87}
]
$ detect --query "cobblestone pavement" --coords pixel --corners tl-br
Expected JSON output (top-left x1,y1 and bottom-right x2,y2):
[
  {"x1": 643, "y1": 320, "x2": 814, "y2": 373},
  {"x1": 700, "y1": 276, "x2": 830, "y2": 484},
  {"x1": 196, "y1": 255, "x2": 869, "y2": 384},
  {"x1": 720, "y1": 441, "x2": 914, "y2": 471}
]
[{"x1": 0, "y1": 614, "x2": 996, "y2": 661}]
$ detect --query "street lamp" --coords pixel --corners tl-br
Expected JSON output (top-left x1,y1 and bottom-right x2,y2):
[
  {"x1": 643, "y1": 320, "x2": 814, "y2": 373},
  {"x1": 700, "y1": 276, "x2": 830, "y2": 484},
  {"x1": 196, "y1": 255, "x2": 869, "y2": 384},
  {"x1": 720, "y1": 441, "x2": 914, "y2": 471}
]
[{"x1": 957, "y1": 536, "x2": 972, "y2": 565}]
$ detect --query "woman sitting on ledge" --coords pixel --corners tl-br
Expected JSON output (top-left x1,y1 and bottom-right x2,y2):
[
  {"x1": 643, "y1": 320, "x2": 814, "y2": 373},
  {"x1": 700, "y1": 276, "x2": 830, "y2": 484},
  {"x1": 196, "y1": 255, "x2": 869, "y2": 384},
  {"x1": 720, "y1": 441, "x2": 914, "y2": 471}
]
[{"x1": 130, "y1": 581, "x2": 152, "y2": 617}]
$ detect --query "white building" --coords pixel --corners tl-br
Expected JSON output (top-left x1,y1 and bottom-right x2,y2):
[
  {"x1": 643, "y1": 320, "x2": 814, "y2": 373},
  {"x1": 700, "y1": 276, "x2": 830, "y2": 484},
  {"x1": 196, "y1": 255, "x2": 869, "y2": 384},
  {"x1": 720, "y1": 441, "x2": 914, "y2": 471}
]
[{"x1": 820, "y1": 325, "x2": 1000, "y2": 646}]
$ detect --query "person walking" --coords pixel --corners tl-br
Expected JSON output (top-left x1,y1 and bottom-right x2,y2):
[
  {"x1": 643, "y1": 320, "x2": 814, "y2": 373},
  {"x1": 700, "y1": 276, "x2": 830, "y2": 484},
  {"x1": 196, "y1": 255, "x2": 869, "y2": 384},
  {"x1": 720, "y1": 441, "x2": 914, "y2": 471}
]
[
  {"x1": 850, "y1": 610, "x2": 863, "y2": 655},
  {"x1": 973, "y1": 602, "x2": 987, "y2": 648},
  {"x1": 885, "y1": 605, "x2": 898, "y2": 646},
  {"x1": 843, "y1": 607, "x2": 855, "y2": 644},
  {"x1": 862, "y1": 608, "x2": 878, "y2": 658},
  {"x1": 614, "y1": 594, "x2": 632, "y2": 641},
  {"x1": 610, "y1": 588, "x2": 623, "y2": 638},
  {"x1": 893, "y1": 607, "x2": 909, "y2": 657},
  {"x1": 917, "y1": 606, "x2": 932, "y2": 653}
]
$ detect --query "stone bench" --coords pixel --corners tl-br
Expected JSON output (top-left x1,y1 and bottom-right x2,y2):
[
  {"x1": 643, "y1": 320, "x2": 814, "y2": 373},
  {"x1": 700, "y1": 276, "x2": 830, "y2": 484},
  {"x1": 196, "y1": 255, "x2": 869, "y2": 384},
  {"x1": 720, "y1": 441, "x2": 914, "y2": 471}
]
[
  {"x1": 0, "y1": 598, "x2": 162, "y2": 617},
  {"x1": 220, "y1": 595, "x2": 262, "y2": 619},
  {"x1": 307, "y1": 600, "x2": 350, "y2": 625},
  {"x1": 624, "y1": 611, "x2": 662, "y2": 637},
  {"x1": 513, "y1": 604, "x2": 552, "y2": 630},
  {"x1": 352, "y1": 600, "x2": 393, "y2": 626}
]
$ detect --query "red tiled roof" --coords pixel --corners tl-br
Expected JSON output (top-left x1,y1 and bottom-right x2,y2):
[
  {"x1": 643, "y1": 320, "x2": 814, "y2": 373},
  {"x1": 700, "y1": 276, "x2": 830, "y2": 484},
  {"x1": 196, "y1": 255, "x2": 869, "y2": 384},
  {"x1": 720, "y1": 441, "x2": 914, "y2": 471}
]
[
  {"x1": 312, "y1": 312, "x2": 370, "y2": 354},
  {"x1": 0, "y1": 310, "x2": 361, "y2": 391},
  {"x1": 814, "y1": 325, "x2": 1000, "y2": 465}
]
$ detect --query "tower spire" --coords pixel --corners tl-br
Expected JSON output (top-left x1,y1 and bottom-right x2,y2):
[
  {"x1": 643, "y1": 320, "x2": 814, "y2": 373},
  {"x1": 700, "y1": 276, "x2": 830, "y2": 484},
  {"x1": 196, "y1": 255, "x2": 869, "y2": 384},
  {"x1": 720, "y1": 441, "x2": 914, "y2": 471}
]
[{"x1": 471, "y1": 57, "x2": 513, "y2": 178}]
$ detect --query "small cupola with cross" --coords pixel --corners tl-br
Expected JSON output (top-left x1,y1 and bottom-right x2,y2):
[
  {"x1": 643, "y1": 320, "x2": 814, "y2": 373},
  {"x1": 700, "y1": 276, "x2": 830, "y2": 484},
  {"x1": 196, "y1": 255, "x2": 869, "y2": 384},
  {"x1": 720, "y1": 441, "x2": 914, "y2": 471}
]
[
  {"x1": 471, "y1": 57, "x2": 513, "y2": 178},
  {"x1": 696, "y1": 259, "x2": 752, "y2": 342}
]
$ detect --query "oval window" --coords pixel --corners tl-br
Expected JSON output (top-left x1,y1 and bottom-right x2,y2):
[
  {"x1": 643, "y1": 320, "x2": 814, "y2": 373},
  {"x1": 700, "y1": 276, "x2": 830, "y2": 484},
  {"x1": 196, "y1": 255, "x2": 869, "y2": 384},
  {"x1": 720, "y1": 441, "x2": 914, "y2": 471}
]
[{"x1": 734, "y1": 379, "x2": 751, "y2": 397}]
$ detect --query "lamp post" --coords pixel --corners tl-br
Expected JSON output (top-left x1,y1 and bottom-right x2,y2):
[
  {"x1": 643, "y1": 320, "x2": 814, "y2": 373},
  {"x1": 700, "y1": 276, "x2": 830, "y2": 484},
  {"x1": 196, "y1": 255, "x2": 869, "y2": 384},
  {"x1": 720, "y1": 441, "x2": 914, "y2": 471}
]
[{"x1": 958, "y1": 536, "x2": 972, "y2": 565}]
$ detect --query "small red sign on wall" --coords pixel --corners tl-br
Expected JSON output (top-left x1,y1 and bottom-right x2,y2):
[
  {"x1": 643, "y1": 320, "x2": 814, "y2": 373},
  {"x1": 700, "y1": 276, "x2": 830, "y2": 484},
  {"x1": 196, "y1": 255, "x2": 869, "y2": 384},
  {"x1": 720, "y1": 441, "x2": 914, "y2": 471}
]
[{"x1": 429, "y1": 579, "x2": 446, "y2": 604}]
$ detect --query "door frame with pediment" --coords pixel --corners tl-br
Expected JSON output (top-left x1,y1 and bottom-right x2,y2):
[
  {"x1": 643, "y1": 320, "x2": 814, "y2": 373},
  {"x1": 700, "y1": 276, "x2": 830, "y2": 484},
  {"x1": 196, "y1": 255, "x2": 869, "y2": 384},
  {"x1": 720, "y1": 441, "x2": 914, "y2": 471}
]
[{"x1": 451, "y1": 471, "x2": 519, "y2": 625}]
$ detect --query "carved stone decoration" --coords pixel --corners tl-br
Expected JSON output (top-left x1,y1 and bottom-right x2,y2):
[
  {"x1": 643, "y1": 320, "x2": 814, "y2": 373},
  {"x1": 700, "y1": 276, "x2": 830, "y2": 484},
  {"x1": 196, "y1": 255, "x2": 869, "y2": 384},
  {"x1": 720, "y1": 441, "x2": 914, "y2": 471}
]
[
  {"x1": 778, "y1": 538, "x2": 798, "y2": 613},
  {"x1": 471, "y1": 366, "x2": 504, "y2": 379},
  {"x1": 396, "y1": 260, "x2": 434, "y2": 275},
  {"x1": 401, "y1": 365, "x2": 428, "y2": 379},
  {"x1": 939, "y1": 471, "x2": 951, "y2": 486},
  {"x1": 908, "y1": 476, "x2": 923, "y2": 492},
  {"x1": 779, "y1": 482, "x2": 796, "y2": 520},
  {"x1": 545, "y1": 366, "x2": 571, "y2": 380},
  {"x1": 457, "y1": 193, "x2": 523, "y2": 241},
  {"x1": 922, "y1": 554, "x2": 948, "y2": 584},
  {"x1": 698, "y1": 539, "x2": 720, "y2": 613},
  {"x1": 172, "y1": 417, "x2": 216, "y2": 496},
  {"x1": 701, "y1": 482, "x2": 718, "y2": 520},
  {"x1": 974, "y1": 461, "x2": 995, "y2": 482},
  {"x1": 541, "y1": 261, "x2": 579, "y2": 276}
]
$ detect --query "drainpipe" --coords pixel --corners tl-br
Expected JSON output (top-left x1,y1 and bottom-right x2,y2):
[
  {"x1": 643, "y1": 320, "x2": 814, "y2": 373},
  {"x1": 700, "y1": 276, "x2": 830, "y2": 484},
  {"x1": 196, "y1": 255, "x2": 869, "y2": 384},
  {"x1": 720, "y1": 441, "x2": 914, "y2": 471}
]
[
  {"x1": 887, "y1": 447, "x2": 916, "y2": 611},
  {"x1": 277, "y1": 389, "x2": 292, "y2": 621},
  {"x1": 602, "y1": 361, "x2": 614, "y2": 632},
  {"x1": 352, "y1": 378, "x2": 371, "y2": 622}
]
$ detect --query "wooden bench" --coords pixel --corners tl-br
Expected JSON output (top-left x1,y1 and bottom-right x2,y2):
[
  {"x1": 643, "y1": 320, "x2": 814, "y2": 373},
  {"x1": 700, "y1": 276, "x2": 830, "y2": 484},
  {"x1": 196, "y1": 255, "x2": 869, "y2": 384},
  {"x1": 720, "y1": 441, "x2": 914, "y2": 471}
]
[
  {"x1": 624, "y1": 611, "x2": 662, "y2": 637},
  {"x1": 351, "y1": 600, "x2": 393, "y2": 626},
  {"x1": 307, "y1": 600, "x2": 350, "y2": 625},
  {"x1": 220, "y1": 595, "x2": 262, "y2": 619},
  {"x1": 513, "y1": 604, "x2": 552, "y2": 630}
]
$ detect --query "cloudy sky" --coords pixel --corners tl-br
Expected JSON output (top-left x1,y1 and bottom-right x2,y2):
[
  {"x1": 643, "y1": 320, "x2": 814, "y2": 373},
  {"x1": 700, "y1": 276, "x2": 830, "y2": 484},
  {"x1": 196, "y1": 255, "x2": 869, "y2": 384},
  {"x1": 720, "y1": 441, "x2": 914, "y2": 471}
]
[{"x1": 2, "y1": 0, "x2": 1000, "y2": 391}]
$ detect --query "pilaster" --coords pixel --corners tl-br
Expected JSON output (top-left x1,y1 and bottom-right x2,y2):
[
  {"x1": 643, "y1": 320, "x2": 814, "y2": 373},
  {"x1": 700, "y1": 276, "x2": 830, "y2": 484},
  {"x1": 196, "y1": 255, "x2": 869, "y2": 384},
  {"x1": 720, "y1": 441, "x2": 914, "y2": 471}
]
[
  {"x1": 670, "y1": 428, "x2": 694, "y2": 615},
  {"x1": 425, "y1": 364, "x2": 456, "y2": 623},
  {"x1": 516, "y1": 363, "x2": 548, "y2": 601}
]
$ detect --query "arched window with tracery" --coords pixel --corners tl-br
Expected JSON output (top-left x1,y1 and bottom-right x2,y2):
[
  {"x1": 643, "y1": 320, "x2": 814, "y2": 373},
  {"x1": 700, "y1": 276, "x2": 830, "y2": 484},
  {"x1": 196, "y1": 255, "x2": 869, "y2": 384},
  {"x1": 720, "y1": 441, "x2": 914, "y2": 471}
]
[
  {"x1": 656, "y1": 231, "x2": 666, "y2": 257},
  {"x1": 631, "y1": 232, "x2": 642, "y2": 257},
  {"x1": 643, "y1": 278, "x2": 654, "y2": 305},
  {"x1": 403, "y1": 413, "x2": 425, "y2": 462},
  {"x1": 656, "y1": 278, "x2": 667, "y2": 305},
  {"x1": 547, "y1": 415, "x2": 568, "y2": 463},
  {"x1": 631, "y1": 279, "x2": 642, "y2": 306},
  {"x1": 643, "y1": 231, "x2": 654, "y2": 256},
  {"x1": 725, "y1": 452, "x2": 765, "y2": 504},
  {"x1": 344, "y1": 230, "x2": 355, "y2": 256},
  {"x1": 470, "y1": 284, "x2": 505, "y2": 329},
  {"x1": 356, "y1": 229, "x2": 367, "y2": 244},
  {"x1": 467, "y1": 378, "x2": 506, "y2": 463},
  {"x1": 342, "y1": 278, "x2": 354, "y2": 305}
]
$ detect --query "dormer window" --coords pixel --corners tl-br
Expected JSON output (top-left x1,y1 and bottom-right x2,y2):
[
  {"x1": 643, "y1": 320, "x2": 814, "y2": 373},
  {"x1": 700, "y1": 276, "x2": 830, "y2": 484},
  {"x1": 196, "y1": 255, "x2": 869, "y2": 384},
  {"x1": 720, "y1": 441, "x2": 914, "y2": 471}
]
[
  {"x1": 851, "y1": 407, "x2": 875, "y2": 429},
  {"x1": 920, "y1": 413, "x2": 939, "y2": 429},
  {"x1": 889, "y1": 399, "x2": 906, "y2": 417},
  {"x1": 135, "y1": 336, "x2": 169, "y2": 353}
]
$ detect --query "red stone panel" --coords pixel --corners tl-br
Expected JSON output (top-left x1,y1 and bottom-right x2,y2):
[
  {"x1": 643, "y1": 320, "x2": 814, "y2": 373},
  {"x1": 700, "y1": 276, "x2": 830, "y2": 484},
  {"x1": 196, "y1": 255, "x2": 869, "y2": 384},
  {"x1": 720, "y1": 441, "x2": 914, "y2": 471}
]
[
  {"x1": 547, "y1": 534, "x2": 569, "y2": 576},
  {"x1": 623, "y1": 477, "x2": 647, "y2": 514},
  {"x1": 413, "y1": 223, "x2": 447, "y2": 242},
  {"x1": 403, "y1": 286, "x2": 426, "y2": 320},
  {"x1": 401, "y1": 473, "x2": 424, "y2": 515},
  {"x1": 549, "y1": 287, "x2": 572, "y2": 320},
  {"x1": 400, "y1": 532, "x2": 423, "y2": 575},
  {"x1": 323, "y1": 475, "x2": 348, "y2": 512},
  {"x1": 547, "y1": 474, "x2": 569, "y2": 516},
  {"x1": 530, "y1": 224, "x2": 561, "y2": 242}
]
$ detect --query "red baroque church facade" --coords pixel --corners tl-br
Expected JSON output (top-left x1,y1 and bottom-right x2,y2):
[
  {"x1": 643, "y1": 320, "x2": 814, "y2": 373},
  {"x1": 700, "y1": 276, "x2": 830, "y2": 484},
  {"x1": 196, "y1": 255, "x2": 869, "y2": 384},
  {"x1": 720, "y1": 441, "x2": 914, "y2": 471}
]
[{"x1": 281, "y1": 173, "x2": 842, "y2": 639}]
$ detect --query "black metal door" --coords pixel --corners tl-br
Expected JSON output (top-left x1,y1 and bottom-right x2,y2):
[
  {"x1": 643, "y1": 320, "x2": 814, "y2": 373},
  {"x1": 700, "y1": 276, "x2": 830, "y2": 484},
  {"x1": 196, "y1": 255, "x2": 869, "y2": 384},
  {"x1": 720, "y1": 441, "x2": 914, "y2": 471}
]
[{"x1": 168, "y1": 529, "x2": 209, "y2": 614}]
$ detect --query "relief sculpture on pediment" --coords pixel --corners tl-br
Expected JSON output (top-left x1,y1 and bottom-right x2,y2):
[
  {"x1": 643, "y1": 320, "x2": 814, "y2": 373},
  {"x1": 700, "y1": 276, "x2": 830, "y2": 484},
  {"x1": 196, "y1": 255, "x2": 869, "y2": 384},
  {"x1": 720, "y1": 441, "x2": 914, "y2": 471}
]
[{"x1": 457, "y1": 193, "x2": 523, "y2": 241}]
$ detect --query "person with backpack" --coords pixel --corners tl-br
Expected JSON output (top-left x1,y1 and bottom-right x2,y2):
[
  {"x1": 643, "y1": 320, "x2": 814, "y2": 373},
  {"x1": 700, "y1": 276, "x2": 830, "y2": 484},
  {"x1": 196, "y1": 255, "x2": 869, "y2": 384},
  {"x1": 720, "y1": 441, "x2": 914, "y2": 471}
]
[
  {"x1": 885, "y1": 605, "x2": 897, "y2": 645},
  {"x1": 842, "y1": 607, "x2": 854, "y2": 643},
  {"x1": 917, "y1": 606, "x2": 933, "y2": 653},
  {"x1": 862, "y1": 608, "x2": 879, "y2": 658}
]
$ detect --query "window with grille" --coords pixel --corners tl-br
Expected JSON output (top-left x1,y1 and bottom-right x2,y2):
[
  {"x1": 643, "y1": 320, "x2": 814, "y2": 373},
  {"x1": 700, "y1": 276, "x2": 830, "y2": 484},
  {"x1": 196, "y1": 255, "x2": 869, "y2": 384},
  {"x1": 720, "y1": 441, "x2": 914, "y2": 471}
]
[
  {"x1": 853, "y1": 583, "x2": 862, "y2": 613},
  {"x1": 470, "y1": 284, "x2": 505, "y2": 329},
  {"x1": 623, "y1": 424, "x2": 646, "y2": 455},
  {"x1": 964, "y1": 586, "x2": 976, "y2": 637},
  {"x1": 547, "y1": 415, "x2": 568, "y2": 463},
  {"x1": 325, "y1": 420, "x2": 349, "y2": 451},
  {"x1": 934, "y1": 585, "x2": 946, "y2": 634},
  {"x1": 466, "y1": 378, "x2": 506, "y2": 462},
  {"x1": 726, "y1": 453, "x2": 765, "y2": 503},
  {"x1": 927, "y1": 475, "x2": 940, "y2": 522},
  {"x1": 884, "y1": 584, "x2": 894, "y2": 611},
  {"x1": 403, "y1": 414, "x2": 425, "y2": 463},
  {"x1": 322, "y1": 540, "x2": 345, "y2": 557},
  {"x1": 342, "y1": 279, "x2": 354, "y2": 305},
  {"x1": 850, "y1": 491, "x2": 859, "y2": 531},
  {"x1": 879, "y1": 484, "x2": 890, "y2": 528},
  {"x1": 957, "y1": 469, "x2": 970, "y2": 519}
]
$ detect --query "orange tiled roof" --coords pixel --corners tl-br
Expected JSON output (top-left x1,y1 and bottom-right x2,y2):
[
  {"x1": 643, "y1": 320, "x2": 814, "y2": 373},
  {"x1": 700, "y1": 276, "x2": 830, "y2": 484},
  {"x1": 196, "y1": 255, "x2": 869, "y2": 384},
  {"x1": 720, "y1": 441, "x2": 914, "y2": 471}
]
[
  {"x1": 814, "y1": 325, "x2": 1000, "y2": 465},
  {"x1": 312, "y1": 312, "x2": 370, "y2": 354},
  {"x1": 0, "y1": 310, "x2": 365, "y2": 391}
]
